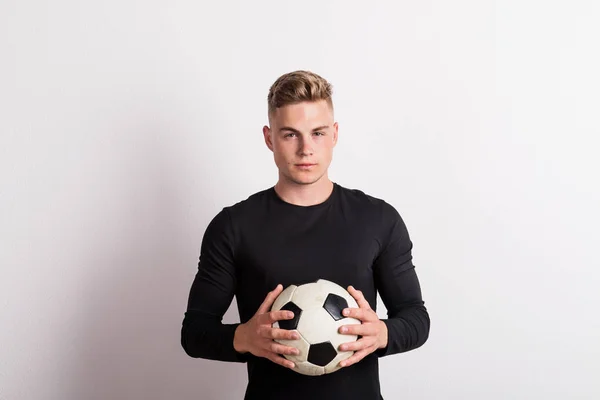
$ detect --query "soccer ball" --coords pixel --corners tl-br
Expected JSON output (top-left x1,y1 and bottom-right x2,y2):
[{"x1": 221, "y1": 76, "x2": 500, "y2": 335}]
[{"x1": 271, "y1": 279, "x2": 361, "y2": 376}]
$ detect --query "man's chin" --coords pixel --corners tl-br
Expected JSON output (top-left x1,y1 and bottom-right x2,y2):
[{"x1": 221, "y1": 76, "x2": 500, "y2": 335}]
[{"x1": 287, "y1": 173, "x2": 323, "y2": 186}]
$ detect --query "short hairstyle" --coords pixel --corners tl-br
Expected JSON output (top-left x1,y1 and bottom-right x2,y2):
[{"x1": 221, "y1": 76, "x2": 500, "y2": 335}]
[{"x1": 267, "y1": 70, "x2": 334, "y2": 117}]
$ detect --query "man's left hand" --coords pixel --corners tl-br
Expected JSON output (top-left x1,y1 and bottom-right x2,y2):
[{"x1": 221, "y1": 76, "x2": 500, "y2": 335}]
[{"x1": 337, "y1": 286, "x2": 388, "y2": 368}]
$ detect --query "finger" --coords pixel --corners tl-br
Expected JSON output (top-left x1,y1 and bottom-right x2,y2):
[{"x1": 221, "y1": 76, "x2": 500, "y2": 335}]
[
  {"x1": 338, "y1": 336, "x2": 376, "y2": 352},
  {"x1": 348, "y1": 286, "x2": 372, "y2": 310},
  {"x1": 264, "y1": 352, "x2": 296, "y2": 369},
  {"x1": 339, "y1": 322, "x2": 378, "y2": 336},
  {"x1": 265, "y1": 327, "x2": 301, "y2": 341},
  {"x1": 260, "y1": 309, "x2": 295, "y2": 325},
  {"x1": 257, "y1": 284, "x2": 283, "y2": 314},
  {"x1": 339, "y1": 347, "x2": 375, "y2": 368},
  {"x1": 267, "y1": 341, "x2": 300, "y2": 357},
  {"x1": 258, "y1": 324, "x2": 299, "y2": 340},
  {"x1": 342, "y1": 307, "x2": 377, "y2": 322}
]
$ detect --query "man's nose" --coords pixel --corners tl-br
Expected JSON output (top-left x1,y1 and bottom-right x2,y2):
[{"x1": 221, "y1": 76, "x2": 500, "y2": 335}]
[{"x1": 298, "y1": 138, "x2": 314, "y2": 155}]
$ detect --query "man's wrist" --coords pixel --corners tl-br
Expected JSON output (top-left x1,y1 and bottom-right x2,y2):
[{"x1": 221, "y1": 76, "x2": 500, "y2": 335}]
[
  {"x1": 377, "y1": 319, "x2": 389, "y2": 349},
  {"x1": 233, "y1": 323, "x2": 248, "y2": 354}
]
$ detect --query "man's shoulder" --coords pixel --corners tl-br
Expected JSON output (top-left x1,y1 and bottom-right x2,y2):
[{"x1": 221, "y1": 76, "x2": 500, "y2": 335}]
[
  {"x1": 337, "y1": 183, "x2": 382, "y2": 203},
  {"x1": 221, "y1": 186, "x2": 272, "y2": 214},
  {"x1": 336, "y1": 183, "x2": 399, "y2": 217}
]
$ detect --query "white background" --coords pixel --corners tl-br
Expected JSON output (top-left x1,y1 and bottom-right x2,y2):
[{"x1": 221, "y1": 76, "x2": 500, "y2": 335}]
[{"x1": 1, "y1": 1, "x2": 599, "y2": 399}]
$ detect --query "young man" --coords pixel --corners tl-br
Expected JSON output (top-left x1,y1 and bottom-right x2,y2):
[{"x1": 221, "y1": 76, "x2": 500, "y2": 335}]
[{"x1": 181, "y1": 70, "x2": 430, "y2": 399}]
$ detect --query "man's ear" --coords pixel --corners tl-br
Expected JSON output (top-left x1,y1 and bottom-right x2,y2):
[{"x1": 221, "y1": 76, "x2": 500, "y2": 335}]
[
  {"x1": 333, "y1": 122, "x2": 339, "y2": 146},
  {"x1": 263, "y1": 125, "x2": 274, "y2": 151}
]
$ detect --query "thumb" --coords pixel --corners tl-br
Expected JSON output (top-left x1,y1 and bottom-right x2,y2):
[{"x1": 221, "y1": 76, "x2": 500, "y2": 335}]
[{"x1": 257, "y1": 284, "x2": 283, "y2": 314}]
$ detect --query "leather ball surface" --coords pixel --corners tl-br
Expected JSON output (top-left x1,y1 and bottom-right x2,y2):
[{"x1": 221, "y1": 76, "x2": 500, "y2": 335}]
[{"x1": 271, "y1": 279, "x2": 361, "y2": 376}]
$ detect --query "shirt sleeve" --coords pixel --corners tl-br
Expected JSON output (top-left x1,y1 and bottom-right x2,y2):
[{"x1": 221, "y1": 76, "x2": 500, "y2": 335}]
[
  {"x1": 373, "y1": 204, "x2": 430, "y2": 357},
  {"x1": 180, "y1": 207, "x2": 249, "y2": 363}
]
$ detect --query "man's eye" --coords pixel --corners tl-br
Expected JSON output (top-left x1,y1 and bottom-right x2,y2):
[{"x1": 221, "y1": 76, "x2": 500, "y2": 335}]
[{"x1": 314, "y1": 132, "x2": 324, "y2": 136}]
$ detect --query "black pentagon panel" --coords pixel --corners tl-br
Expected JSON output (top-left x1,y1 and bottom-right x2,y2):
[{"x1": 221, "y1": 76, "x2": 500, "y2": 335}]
[
  {"x1": 307, "y1": 342, "x2": 337, "y2": 367},
  {"x1": 279, "y1": 302, "x2": 302, "y2": 330},
  {"x1": 323, "y1": 293, "x2": 348, "y2": 321}
]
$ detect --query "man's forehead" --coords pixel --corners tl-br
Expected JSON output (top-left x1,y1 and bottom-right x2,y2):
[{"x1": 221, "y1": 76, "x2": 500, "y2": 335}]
[{"x1": 271, "y1": 101, "x2": 333, "y2": 125}]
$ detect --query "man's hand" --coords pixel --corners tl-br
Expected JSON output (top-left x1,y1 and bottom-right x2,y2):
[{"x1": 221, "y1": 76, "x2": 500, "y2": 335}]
[
  {"x1": 233, "y1": 284, "x2": 300, "y2": 369},
  {"x1": 337, "y1": 286, "x2": 388, "y2": 368}
]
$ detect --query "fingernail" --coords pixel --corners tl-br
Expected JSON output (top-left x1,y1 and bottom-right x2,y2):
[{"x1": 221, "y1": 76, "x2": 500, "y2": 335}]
[
  {"x1": 340, "y1": 345, "x2": 347, "y2": 351},
  {"x1": 292, "y1": 333, "x2": 299, "y2": 339},
  {"x1": 287, "y1": 312, "x2": 294, "y2": 318},
  {"x1": 343, "y1": 309, "x2": 349, "y2": 316},
  {"x1": 340, "y1": 327, "x2": 347, "y2": 333}
]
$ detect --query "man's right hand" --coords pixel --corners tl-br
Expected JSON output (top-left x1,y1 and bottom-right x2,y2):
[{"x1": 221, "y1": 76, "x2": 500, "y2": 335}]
[{"x1": 233, "y1": 284, "x2": 300, "y2": 369}]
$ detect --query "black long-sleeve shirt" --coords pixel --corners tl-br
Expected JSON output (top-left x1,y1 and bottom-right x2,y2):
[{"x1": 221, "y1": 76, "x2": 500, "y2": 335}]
[{"x1": 181, "y1": 182, "x2": 430, "y2": 400}]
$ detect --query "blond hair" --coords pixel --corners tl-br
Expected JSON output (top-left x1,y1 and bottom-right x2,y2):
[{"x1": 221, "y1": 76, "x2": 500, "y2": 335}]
[{"x1": 267, "y1": 70, "x2": 333, "y2": 117}]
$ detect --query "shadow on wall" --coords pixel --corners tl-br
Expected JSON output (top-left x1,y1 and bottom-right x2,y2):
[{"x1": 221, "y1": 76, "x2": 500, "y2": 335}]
[{"x1": 64, "y1": 116, "x2": 247, "y2": 399}]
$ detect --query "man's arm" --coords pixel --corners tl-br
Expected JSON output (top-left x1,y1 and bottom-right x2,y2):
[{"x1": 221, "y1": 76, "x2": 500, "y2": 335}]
[
  {"x1": 181, "y1": 208, "x2": 248, "y2": 362},
  {"x1": 181, "y1": 208, "x2": 300, "y2": 367},
  {"x1": 373, "y1": 204, "x2": 430, "y2": 357}
]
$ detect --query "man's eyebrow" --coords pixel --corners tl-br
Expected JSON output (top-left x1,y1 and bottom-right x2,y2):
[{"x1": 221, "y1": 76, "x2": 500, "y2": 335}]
[{"x1": 279, "y1": 125, "x2": 330, "y2": 133}]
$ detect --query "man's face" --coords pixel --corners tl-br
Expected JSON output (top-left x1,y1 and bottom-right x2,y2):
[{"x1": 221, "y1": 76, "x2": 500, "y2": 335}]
[{"x1": 263, "y1": 100, "x2": 338, "y2": 186}]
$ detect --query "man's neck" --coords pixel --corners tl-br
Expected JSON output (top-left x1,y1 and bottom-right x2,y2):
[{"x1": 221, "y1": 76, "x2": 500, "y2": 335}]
[{"x1": 273, "y1": 178, "x2": 334, "y2": 207}]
